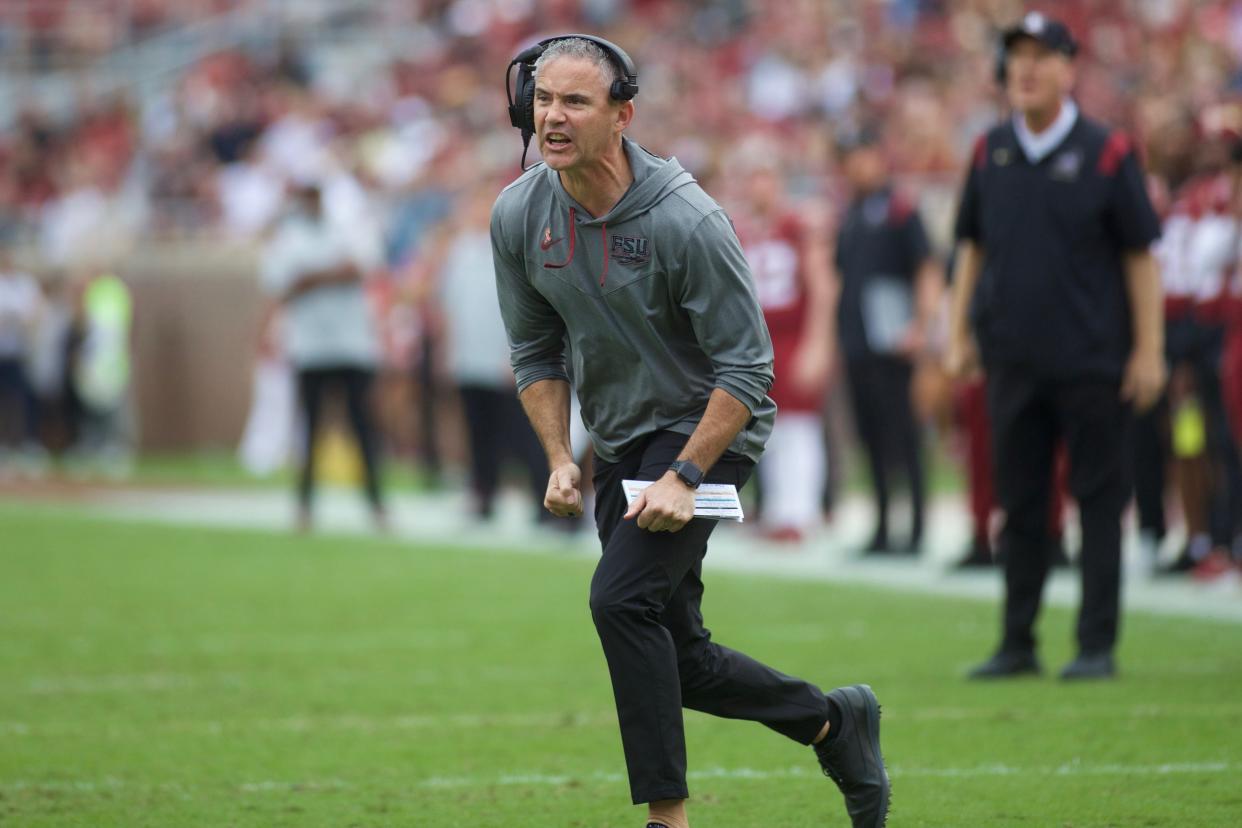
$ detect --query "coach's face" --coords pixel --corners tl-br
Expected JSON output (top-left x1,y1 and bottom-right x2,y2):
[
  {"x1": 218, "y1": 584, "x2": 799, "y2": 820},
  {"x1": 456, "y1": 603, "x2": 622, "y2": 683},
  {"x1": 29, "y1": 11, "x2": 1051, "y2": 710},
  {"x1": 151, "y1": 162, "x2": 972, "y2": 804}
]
[
  {"x1": 534, "y1": 56, "x2": 633, "y2": 172},
  {"x1": 1005, "y1": 38, "x2": 1073, "y2": 116}
]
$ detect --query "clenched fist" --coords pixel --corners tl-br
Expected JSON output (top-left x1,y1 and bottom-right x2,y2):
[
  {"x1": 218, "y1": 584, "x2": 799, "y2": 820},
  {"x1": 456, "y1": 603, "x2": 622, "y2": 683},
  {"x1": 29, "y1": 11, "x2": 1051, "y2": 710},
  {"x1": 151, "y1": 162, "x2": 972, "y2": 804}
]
[{"x1": 545, "y1": 462, "x2": 583, "y2": 518}]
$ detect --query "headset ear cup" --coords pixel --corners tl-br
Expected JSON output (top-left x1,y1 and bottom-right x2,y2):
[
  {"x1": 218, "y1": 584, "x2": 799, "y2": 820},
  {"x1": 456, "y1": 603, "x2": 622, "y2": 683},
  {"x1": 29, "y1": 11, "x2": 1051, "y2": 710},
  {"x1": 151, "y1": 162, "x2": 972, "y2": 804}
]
[
  {"x1": 521, "y1": 71, "x2": 536, "y2": 135},
  {"x1": 611, "y1": 78, "x2": 637, "y2": 102}
]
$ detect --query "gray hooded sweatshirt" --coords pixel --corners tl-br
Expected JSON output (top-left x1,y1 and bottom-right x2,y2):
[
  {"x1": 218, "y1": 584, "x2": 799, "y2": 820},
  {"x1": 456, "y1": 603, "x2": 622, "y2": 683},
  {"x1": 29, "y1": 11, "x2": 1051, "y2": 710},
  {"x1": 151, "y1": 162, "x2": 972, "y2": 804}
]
[{"x1": 491, "y1": 138, "x2": 776, "y2": 463}]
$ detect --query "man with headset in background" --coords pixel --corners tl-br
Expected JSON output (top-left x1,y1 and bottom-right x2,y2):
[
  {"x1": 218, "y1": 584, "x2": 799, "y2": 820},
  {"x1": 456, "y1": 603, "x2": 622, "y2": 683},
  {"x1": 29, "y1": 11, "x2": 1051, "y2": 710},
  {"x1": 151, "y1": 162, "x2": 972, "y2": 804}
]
[
  {"x1": 947, "y1": 13, "x2": 1164, "y2": 680},
  {"x1": 491, "y1": 35, "x2": 888, "y2": 828}
]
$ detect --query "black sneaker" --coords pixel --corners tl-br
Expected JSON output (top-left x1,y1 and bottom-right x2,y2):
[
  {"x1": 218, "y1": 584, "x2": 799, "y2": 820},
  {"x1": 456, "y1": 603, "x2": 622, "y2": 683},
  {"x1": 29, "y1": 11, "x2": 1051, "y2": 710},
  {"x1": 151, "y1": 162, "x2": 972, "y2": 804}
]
[
  {"x1": 814, "y1": 684, "x2": 890, "y2": 827},
  {"x1": 863, "y1": 526, "x2": 890, "y2": 555},
  {"x1": 1059, "y1": 651, "x2": 1116, "y2": 680},
  {"x1": 967, "y1": 650, "x2": 1041, "y2": 679},
  {"x1": 954, "y1": 538, "x2": 995, "y2": 569}
]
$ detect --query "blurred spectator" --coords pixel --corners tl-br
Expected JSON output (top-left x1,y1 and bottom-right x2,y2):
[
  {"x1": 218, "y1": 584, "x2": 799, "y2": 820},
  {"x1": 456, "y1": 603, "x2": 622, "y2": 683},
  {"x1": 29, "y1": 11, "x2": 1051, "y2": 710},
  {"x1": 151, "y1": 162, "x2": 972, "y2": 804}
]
[
  {"x1": 387, "y1": 158, "x2": 456, "y2": 486},
  {"x1": 70, "y1": 268, "x2": 134, "y2": 477},
  {"x1": 260, "y1": 183, "x2": 386, "y2": 533},
  {"x1": 432, "y1": 182, "x2": 548, "y2": 521},
  {"x1": 0, "y1": 250, "x2": 40, "y2": 467},
  {"x1": 831, "y1": 126, "x2": 940, "y2": 555},
  {"x1": 26, "y1": 271, "x2": 77, "y2": 456},
  {"x1": 948, "y1": 14, "x2": 1164, "y2": 681},
  {"x1": 1150, "y1": 118, "x2": 1242, "y2": 577},
  {"x1": 730, "y1": 155, "x2": 834, "y2": 543},
  {"x1": 215, "y1": 138, "x2": 284, "y2": 239}
]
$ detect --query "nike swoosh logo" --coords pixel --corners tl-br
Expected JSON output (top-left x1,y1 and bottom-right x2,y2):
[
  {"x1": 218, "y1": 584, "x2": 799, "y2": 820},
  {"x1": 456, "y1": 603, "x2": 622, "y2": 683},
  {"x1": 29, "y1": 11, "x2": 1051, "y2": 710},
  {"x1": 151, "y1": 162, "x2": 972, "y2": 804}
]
[{"x1": 540, "y1": 236, "x2": 563, "y2": 251}]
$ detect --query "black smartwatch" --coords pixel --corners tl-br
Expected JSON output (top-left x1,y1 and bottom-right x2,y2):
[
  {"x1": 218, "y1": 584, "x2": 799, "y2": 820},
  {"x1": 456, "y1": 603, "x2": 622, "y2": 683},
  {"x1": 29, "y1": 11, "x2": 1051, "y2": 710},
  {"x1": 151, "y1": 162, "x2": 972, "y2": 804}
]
[{"x1": 668, "y1": 460, "x2": 704, "y2": 489}]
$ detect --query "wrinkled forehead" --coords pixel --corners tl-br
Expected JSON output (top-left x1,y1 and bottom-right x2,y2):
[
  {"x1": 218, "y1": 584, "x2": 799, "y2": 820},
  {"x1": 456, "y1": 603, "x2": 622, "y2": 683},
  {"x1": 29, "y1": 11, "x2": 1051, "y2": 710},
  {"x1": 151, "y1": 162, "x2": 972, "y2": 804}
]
[{"x1": 535, "y1": 55, "x2": 612, "y2": 96}]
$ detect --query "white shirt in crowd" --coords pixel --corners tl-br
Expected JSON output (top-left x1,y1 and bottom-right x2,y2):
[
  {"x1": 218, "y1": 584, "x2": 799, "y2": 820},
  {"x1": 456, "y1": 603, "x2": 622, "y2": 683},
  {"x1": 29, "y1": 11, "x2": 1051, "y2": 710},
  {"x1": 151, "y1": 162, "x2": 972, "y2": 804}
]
[
  {"x1": 438, "y1": 229, "x2": 512, "y2": 387},
  {"x1": 1155, "y1": 171, "x2": 1240, "y2": 303},
  {"x1": 217, "y1": 160, "x2": 285, "y2": 239},
  {"x1": 260, "y1": 212, "x2": 379, "y2": 370}
]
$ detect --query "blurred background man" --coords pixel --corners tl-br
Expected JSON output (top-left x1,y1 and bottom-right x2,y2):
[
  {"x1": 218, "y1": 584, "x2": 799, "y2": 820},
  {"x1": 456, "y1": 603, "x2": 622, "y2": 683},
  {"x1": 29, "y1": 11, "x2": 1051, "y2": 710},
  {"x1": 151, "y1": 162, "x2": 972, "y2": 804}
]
[
  {"x1": 0, "y1": 247, "x2": 40, "y2": 470},
  {"x1": 432, "y1": 181, "x2": 549, "y2": 524},
  {"x1": 1149, "y1": 110, "x2": 1242, "y2": 579},
  {"x1": 832, "y1": 125, "x2": 942, "y2": 556},
  {"x1": 948, "y1": 13, "x2": 1164, "y2": 681},
  {"x1": 731, "y1": 155, "x2": 834, "y2": 544},
  {"x1": 261, "y1": 182, "x2": 386, "y2": 533}
]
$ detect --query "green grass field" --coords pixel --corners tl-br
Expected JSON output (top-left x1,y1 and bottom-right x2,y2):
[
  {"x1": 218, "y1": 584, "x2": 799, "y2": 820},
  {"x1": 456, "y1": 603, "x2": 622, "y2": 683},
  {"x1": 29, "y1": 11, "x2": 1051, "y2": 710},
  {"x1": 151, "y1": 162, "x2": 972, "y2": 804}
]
[{"x1": 3, "y1": 502, "x2": 1241, "y2": 827}]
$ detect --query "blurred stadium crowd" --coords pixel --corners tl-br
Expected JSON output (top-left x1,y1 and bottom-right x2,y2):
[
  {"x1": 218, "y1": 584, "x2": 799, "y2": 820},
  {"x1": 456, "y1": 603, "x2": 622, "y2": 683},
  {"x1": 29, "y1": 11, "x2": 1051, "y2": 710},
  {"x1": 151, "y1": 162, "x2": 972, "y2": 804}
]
[{"x1": 3, "y1": 0, "x2": 1242, "y2": 580}]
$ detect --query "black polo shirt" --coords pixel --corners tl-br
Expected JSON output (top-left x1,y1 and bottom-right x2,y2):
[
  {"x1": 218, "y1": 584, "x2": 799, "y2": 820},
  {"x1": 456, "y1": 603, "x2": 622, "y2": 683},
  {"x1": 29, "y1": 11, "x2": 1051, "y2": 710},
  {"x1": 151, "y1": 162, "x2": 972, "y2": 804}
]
[
  {"x1": 835, "y1": 186, "x2": 931, "y2": 361},
  {"x1": 954, "y1": 114, "x2": 1161, "y2": 381}
]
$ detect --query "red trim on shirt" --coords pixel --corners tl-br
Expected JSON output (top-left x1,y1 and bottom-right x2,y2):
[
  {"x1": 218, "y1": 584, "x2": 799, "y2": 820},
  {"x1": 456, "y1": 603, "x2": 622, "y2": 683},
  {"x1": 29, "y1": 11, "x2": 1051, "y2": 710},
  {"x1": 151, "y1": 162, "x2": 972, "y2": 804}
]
[
  {"x1": 599, "y1": 222, "x2": 610, "y2": 286},
  {"x1": 1097, "y1": 131, "x2": 1131, "y2": 177},
  {"x1": 888, "y1": 192, "x2": 915, "y2": 225},
  {"x1": 972, "y1": 135, "x2": 987, "y2": 171}
]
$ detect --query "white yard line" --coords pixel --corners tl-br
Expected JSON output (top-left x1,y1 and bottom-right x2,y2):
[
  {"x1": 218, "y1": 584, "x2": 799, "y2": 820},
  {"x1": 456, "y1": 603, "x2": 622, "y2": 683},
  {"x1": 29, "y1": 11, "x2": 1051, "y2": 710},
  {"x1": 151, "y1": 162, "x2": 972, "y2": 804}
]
[
  {"x1": 7, "y1": 702, "x2": 1242, "y2": 738},
  {"x1": 418, "y1": 760, "x2": 1237, "y2": 789},
  {"x1": 2, "y1": 761, "x2": 1233, "y2": 797}
]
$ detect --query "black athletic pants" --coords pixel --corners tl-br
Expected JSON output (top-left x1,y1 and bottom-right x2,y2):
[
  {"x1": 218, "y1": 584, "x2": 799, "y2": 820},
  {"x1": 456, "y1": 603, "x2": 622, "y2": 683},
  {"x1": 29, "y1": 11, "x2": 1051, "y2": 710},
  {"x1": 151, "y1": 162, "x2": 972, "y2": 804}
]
[
  {"x1": 1167, "y1": 320, "x2": 1242, "y2": 548},
  {"x1": 296, "y1": 366, "x2": 383, "y2": 512},
  {"x1": 0, "y1": 358, "x2": 35, "y2": 446},
  {"x1": 845, "y1": 355, "x2": 926, "y2": 544},
  {"x1": 458, "y1": 384, "x2": 546, "y2": 517},
  {"x1": 987, "y1": 366, "x2": 1131, "y2": 657},
  {"x1": 590, "y1": 430, "x2": 829, "y2": 804}
]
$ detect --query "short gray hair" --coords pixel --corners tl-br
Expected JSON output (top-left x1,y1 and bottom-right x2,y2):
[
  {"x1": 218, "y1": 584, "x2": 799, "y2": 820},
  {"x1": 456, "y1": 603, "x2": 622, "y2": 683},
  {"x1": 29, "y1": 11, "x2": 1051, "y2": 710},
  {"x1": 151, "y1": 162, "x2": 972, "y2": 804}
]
[{"x1": 533, "y1": 37, "x2": 619, "y2": 94}]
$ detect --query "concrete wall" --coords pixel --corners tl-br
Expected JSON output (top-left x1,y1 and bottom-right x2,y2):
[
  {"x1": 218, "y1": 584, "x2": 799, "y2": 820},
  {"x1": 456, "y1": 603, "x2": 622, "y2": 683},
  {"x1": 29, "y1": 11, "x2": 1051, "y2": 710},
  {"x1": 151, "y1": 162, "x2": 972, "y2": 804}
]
[{"x1": 124, "y1": 242, "x2": 266, "y2": 451}]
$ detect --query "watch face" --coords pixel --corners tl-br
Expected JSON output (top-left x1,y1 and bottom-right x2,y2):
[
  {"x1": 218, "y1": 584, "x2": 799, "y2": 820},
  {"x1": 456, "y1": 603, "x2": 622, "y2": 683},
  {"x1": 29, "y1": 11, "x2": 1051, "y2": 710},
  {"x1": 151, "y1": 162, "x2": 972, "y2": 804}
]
[{"x1": 673, "y1": 461, "x2": 702, "y2": 487}]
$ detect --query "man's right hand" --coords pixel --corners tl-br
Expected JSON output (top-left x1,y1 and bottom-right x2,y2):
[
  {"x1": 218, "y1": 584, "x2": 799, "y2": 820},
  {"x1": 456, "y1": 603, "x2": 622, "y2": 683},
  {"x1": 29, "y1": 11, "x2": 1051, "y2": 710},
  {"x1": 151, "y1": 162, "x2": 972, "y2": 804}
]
[
  {"x1": 544, "y1": 462, "x2": 584, "y2": 518},
  {"x1": 945, "y1": 331, "x2": 981, "y2": 380}
]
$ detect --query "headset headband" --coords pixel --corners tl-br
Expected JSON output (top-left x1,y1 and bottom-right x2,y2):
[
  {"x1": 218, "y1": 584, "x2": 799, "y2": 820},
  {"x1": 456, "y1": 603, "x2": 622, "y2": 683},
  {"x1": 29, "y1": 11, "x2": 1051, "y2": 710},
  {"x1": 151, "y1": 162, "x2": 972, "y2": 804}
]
[{"x1": 505, "y1": 34, "x2": 639, "y2": 170}]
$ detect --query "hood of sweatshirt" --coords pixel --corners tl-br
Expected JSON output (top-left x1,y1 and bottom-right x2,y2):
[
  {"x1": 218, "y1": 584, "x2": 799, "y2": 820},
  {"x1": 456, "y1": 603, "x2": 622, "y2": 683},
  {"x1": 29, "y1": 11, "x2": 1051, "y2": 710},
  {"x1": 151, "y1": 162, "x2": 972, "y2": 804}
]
[
  {"x1": 545, "y1": 137, "x2": 696, "y2": 225},
  {"x1": 539, "y1": 137, "x2": 696, "y2": 284}
]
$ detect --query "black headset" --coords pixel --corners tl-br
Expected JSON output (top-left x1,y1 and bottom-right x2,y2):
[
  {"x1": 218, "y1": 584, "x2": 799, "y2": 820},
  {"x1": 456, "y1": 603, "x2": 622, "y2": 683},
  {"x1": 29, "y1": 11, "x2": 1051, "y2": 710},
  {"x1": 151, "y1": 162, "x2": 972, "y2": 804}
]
[{"x1": 505, "y1": 33, "x2": 639, "y2": 170}]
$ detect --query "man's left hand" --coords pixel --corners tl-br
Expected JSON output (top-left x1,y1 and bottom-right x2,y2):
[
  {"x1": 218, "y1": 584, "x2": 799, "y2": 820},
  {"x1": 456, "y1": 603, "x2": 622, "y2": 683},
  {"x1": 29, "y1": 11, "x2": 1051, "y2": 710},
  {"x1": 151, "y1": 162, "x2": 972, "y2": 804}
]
[
  {"x1": 791, "y1": 343, "x2": 831, "y2": 396},
  {"x1": 1121, "y1": 349, "x2": 1166, "y2": 412},
  {"x1": 624, "y1": 472, "x2": 696, "y2": 533}
]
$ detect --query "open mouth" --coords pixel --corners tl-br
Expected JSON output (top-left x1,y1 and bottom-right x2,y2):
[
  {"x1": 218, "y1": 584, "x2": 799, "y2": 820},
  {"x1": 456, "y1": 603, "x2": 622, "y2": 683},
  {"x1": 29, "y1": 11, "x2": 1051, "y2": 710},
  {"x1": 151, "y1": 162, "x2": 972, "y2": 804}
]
[{"x1": 545, "y1": 133, "x2": 572, "y2": 149}]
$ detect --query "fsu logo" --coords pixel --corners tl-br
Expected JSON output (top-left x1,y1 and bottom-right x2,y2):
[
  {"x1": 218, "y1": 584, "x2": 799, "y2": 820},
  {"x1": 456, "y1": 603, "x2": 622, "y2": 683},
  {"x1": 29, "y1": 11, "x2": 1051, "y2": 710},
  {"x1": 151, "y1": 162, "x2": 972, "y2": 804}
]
[{"x1": 610, "y1": 234, "x2": 650, "y2": 266}]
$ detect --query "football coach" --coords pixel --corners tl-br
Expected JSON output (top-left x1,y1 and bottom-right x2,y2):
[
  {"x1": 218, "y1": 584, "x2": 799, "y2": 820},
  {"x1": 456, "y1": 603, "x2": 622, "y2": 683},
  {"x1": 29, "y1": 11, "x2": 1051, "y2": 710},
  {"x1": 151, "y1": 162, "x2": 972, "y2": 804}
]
[
  {"x1": 946, "y1": 13, "x2": 1165, "y2": 680},
  {"x1": 491, "y1": 35, "x2": 888, "y2": 828}
]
